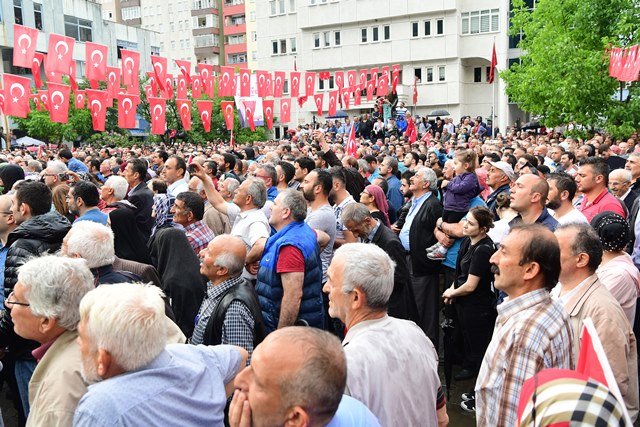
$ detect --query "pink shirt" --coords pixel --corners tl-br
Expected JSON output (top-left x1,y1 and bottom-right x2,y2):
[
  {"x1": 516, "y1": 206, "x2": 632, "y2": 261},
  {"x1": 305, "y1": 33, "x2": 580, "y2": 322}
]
[
  {"x1": 579, "y1": 189, "x2": 626, "y2": 222},
  {"x1": 597, "y1": 253, "x2": 640, "y2": 327}
]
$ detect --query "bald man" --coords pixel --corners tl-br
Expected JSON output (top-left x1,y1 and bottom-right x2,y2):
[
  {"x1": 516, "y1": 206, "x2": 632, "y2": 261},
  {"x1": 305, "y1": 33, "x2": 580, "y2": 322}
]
[
  {"x1": 509, "y1": 174, "x2": 559, "y2": 231},
  {"x1": 192, "y1": 234, "x2": 264, "y2": 361}
]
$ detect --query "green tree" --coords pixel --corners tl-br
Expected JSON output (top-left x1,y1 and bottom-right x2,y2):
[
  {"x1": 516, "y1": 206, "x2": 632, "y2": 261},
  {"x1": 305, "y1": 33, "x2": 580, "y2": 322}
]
[
  {"x1": 13, "y1": 99, "x2": 93, "y2": 145},
  {"x1": 503, "y1": 0, "x2": 640, "y2": 138}
]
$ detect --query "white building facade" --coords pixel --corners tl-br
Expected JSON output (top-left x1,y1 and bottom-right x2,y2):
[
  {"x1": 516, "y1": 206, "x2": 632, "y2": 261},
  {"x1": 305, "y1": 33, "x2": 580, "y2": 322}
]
[{"x1": 256, "y1": 0, "x2": 527, "y2": 135}]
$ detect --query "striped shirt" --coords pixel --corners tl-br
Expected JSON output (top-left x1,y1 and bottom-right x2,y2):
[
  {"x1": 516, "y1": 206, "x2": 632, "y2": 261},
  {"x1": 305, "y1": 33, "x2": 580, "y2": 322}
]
[
  {"x1": 184, "y1": 220, "x2": 215, "y2": 255},
  {"x1": 190, "y1": 276, "x2": 255, "y2": 362},
  {"x1": 475, "y1": 288, "x2": 574, "y2": 427}
]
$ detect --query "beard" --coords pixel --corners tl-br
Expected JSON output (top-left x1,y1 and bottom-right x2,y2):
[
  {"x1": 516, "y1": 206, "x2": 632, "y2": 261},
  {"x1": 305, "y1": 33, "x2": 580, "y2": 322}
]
[
  {"x1": 80, "y1": 356, "x2": 103, "y2": 385},
  {"x1": 302, "y1": 187, "x2": 315, "y2": 202},
  {"x1": 546, "y1": 197, "x2": 562, "y2": 210}
]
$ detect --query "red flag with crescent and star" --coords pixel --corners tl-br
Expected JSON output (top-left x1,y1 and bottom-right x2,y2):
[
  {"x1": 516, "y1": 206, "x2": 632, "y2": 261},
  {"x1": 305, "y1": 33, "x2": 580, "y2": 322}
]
[
  {"x1": 13, "y1": 24, "x2": 39, "y2": 69},
  {"x1": 47, "y1": 82, "x2": 71, "y2": 123},
  {"x1": 243, "y1": 100, "x2": 256, "y2": 131},
  {"x1": 221, "y1": 100, "x2": 235, "y2": 131},
  {"x1": 32, "y1": 52, "x2": 44, "y2": 89},
  {"x1": 85, "y1": 42, "x2": 108, "y2": 83},
  {"x1": 46, "y1": 34, "x2": 74, "y2": 76},
  {"x1": 86, "y1": 89, "x2": 108, "y2": 131},
  {"x1": 175, "y1": 60, "x2": 191, "y2": 85},
  {"x1": 74, "y1": 90, "x2": 86, "y2": 109},
  {"x1": 151, "y1": 56, "x2": 168, "y2": 91},
  {"x1": 263, "y1": 99, "x2": 274, "y2": 130},
  {"x1": 176, "y1": 99, "x2": 192, "y2": 131},
  {"x1": 3, "y1": 74, "x2": 31, "y2": 118},
  {"x1": 117, "y1": 93, "x2": 139, "y2": 129},
  {"x1": 120, "y1": 49, "x2": 140, "y2": 88},
  {"x1": 346, "y1": 118, "x2": 358, "y2": 157},
  {"x1": 280, "y1": 98, "x2": 291, "y2": 123},
  {"x1": 197, "y1": 100, "x2": 213, "y2": 133},
  {"x1": 148, "y1": 97, "x2": 166, "y2": 135}
]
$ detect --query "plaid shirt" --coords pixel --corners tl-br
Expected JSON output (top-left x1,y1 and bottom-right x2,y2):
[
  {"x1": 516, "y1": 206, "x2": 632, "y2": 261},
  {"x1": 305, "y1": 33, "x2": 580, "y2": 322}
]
[
  {"x1": 475, "y1": 288, "x2": 574, "y2": 427},
  {"x1": 185, "y1": 220, "x2": 215, "y2": 255},
  {"x1": 190, "y1": 276, "x2": 255, "y2": 361}
]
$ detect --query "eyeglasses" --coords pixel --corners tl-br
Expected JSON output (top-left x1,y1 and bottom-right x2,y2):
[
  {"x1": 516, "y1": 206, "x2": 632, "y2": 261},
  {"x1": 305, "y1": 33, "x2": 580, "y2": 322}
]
[{"x1": 6, "y1": 291, "x2": 29, "y2": 307}]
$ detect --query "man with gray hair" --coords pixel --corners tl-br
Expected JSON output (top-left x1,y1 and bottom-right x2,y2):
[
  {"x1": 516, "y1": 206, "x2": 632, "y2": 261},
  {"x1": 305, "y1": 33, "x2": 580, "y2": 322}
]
[
  {"x1": 8, "y1": 255, "x2": 94, "y2": 426},
  {"x1": 188, "y1": 176, "x2": 230, "y2": 236},
  {"x1": 609, "y1": 168, "x2": 638, "y2": 212},
  {"x1": 323, "y1": 243, "x2": 447, "y2": 426},
  {"x1": 74, "y1": 283, "x2": 248, "y2": 426},
  {"x1": 256, "y1": 189, "x2": 324, "y2": 332},
  {"x1": 41, "y1": 160, "x2": 68, "y2": 190},
  {"x1": 219, "y1": 178, "x2": 240, "y2": 203},
  {"x1": 192, "y1": 234, "x2": 264, "y2": 360},
  {"x1": 399, "y1": 166, "x2": 443, "y2": 345},
  {"x1": 99, "y1": 176, "x2": 135, "y2": 214}
]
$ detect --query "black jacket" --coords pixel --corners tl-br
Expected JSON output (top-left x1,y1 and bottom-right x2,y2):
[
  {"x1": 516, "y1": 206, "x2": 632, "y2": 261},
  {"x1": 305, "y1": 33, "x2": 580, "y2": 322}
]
[
  {"x1": 408, "y1": 193, "x2": 443, "y2": 277},
  {"x1": 128, "y1": 183, "x2": 155, "y2": 242},
  {"x1": 370, "y1": 223, "x2": 419, "y2": 322},
  {"x1": 4, "y1": 211, "x2": 71, "y2": 293}
]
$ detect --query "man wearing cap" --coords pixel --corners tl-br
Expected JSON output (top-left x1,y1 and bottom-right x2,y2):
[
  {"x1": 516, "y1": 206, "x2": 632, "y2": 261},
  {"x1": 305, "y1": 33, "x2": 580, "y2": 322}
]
[{"x1": 486, "y1": 161, "x2": 514, "y2": 220}]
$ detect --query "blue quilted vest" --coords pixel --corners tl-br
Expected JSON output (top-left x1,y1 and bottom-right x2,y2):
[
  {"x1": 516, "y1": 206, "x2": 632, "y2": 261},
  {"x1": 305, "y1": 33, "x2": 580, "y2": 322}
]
[{"x1": 256, "y1": 221, "x2": 324, "y2": 332}]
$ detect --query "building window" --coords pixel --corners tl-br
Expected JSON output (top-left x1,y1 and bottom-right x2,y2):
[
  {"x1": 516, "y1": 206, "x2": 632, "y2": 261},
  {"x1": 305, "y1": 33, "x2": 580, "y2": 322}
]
[
  {"x1": 278, "y1": 0, "x2": 285, "y2": 14},
  {"x1": 486, "y1": 66, "x2": 492, "y2": 81},
  {"x1": 269, "y1": 0, "x2": 276, "y2": 14},
  {"x1": 372, "y1": 26, "x2": 379, "y2": 42},
  {"x1": 252, "y1": 50, "x2": 257, "y2": 60},
  {"x1": 14, "y1": 0, "x2": 23, "y2": 25},
  {"x1": 361, "y1": 28, "x2": 367, "y2": 43},
  {"x1": 290, "y1": 37, "x2": 297, "y2": 52},
  {"x1": 474, "y1": 67, "x2": 482, "y2": 83},
  {"x1": 251, "y1": 31, "x2": 257, "y2": 41},
  {"x1": 272, "y1": 40, "x2": 278, "y2": 55},
  {"x1": 411, "y1": 21, "x2": 418, "y2": 37},
  {"x1": 289, "y1": 0, "x2": 296, "y2": 12},
  {"x1": 462, "y1": 9, "x2": 499, "y2": 34},
  {"x1": 426, "y1": 67, "x2": 433, "y2": 82},
  {"x1": 280, "y1": 39, "x2": 287, "y2": 53},
  {"x1": 313, "y1": 33, "x2": 320, "y2": 48},
  {"x1": 424, "y1": 20, "x2": 431, "y2": 36},
  {"x1": 436, "y1": 19, "x2": 444, "y2": 35},
  {"x1": 250, "y1": 11, "x2": 256, "y2": 21},
  {"x1": 228, "y1": 53, "x2": 247, "y2": 64},
  {"x1": 323, "y1": 31, "x2": 330, "y2": 47},
  {"x1": 438, "y1": 66, "x2": 446, "y2": 82},
  {"x1": 33, "y1": 3, "x2": 43, "y2": 30},
  {"x1": 334, "y1": 31, "x2": 341, "y2": 46},
  {"x1": 64, "y1": 15, "x2": 93, "y2": 42},
  {"x1": 122, "y1": 6, "x2": 141, "y2": 20},
  {"x1": 414, "y1": 67, "x2": 422, "y2": 82},
  {"x1": 283, "y1": 79, "x2": 289, "y2": 94},
  {"x1": 383, "y1": 25, "x2": 390, "y2": 40},
  {"x1": 309, "y1": 0, "x2": 316, "y2": 4}
]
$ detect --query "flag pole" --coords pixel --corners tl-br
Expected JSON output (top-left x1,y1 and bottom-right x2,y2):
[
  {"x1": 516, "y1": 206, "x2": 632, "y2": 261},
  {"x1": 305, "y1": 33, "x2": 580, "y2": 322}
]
[{"x1": 492, "y1": 37, "x2": 497, "y2": 139}]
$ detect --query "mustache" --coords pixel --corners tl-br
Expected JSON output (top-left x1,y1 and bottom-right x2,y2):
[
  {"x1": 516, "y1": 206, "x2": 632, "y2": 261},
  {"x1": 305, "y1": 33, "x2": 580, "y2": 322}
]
[{"x1": 491, "y1": 265, "x2": 500, "y2": 275}]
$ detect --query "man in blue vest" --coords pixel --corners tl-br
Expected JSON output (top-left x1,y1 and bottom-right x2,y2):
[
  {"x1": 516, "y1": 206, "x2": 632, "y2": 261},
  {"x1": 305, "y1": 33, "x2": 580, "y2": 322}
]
[{"x1": 255, "y1": 189, "x2": 324, "y2": 333}]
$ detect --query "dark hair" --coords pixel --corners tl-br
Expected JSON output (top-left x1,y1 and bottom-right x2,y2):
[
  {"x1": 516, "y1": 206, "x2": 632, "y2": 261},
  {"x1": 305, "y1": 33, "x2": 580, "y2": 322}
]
[
  {"x1": 257, "y1": 164, "x2": 278, "y2": 186},
  {"x1": 169, "y1": 155, "x2": 187, "y2": 178},
  {"x1": 468, "y1": 206, "x2": 494, "y2": 232},
  {"x1": 374, "y1": 177, "x2": 389, "y2": 194},
  {"x1": 579, "y1": 157, "x2": 610, "y2": 186},
  {"x1": 89, "y1": 159, "x2": 101, "y2": 172},
  {"x1": 16, "y1": 181, "x2": 52, "y2": 216},
  {"x1": 278, "y1": 161, "x2": 295, "y2": 184},
  {"x1": 503, "y1": 154, "x2": 517, "y2": 168},
  {"x1": 562, "y1": 151, "x2": 577, "y2": 163},
  {"x1": 522, "y1": 153, "x2": 538, "y2": 168},
  {"x1": 129, "y1": 158, "x2": 148, "y2": 183},
  {"x1": 58, "y1": 149, "x2": 73, "y2": 160},
  {"x1": 149, "y1": 178, "x2": 167, "y2": 194},
  {"x1": 495, "y1": 191, "x2": 511, "y2": 209},
  {"x1": 583, "y1": 144, "x2": 596, "y2": 157},
  {"x1": 204, "y1": 160, "x2": 218, "y2": 176},
  {"x1": 313, "y1": 169, "x2": 333, "y2": 196},
  {"x1": 557, "y1": 223, "x2": 603, "y2": 273},
  {"x1": 363, "y1": 155, "x2": 377, "y2": 164},
  {"x1": 71, "y1": 181, "x2": 100, "y2": 207},
  {"x1": 597, "y1": 144, "x2": 611, "y2": 155},
  {"x1": 156, "y1": 150, "x2": 169, "y2": 162},
  {"x1": 511, "y1": 223, "x2": 561, "y2": 291},
  {"x1": 176, "y1": 191, "x2": 205, "y2": 221},
  {"x1": 296, "y1": 156, "x2": 315, "y2": 175},
  {"x1": 222, "y1": 153, "x2": 237, "y2": 170},
  {"x1": 547, "y1": 173, "x2": 577, "y2": 200},
  {"x1": 329, "y1": 166, "x2": 347, "y2": 186},
  {"x1": 484, "y1": 153, "x2": 501, "y2": 163},
  {"x1": 243, "y1": 147, "x2": 256, "y2": 160},
  {"x1": 401, "y1": 170, "x2": 415, "y2": 182}
]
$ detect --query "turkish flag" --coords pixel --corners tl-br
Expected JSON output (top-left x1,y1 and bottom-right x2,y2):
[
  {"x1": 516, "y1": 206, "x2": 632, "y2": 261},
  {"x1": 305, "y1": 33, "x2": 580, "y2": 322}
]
[
  {"x1": 32, "y1": 52, "x2": 44, "y2": 89},
  {"x1": 263, "y1": 99, "x2": 274, "y2": 130},
  {"x1": 120, "y1": 49, "x2": 140, "y2": 87},
  {"x1": 175, "y1": 60, "x2": 191, "y2": 84},
  {"x1": 391, "y1": 64, "x2": 400, "y2": 92},
  {"x1": 610, "y1": 47, "x2": 624, "y2": 79},
  {"x1": 45, "y1": 53, "x2": 63, "y2": 84},
  {"x1": 205, "y1": 75, "x2": 215, "y2": 98},
  {"x1": 148, "y1": 97, "x2": 166, "y2": 135},
  {"x1": 335, "y1": 71, "x2": 344, "y2": 89},
  {"x1": 68, "y1": 61, "x2": 78, "y2": 91},
  {"x1": 243, "y1": 100, "x2": 256, "y2": 131},
  {"x1": 176, "y1": 99, "x2": 191, "y2": 131},
  {"x1": 304, "y1": 72, "x2": 316, "y2": 96},
  {"x1": 230, "y1": 74, "x2": 238, "y2": 96},
  {"x1": 328, "y1": 91, "x2": 338, "y2": 116},
  {"x1": 377, "y1": 74, "x2": 388, "y2": 96},
  {"x1": 413, "y1": 77, "x2": 418, "y2": 105},
  {"x1": 381, "y1": 66, "x2": 390, "y2": 81},
  {"x1": 176, "y1": 74, "x2": 188, "y2": 99},
  {"x1": 191, "y1": 75, "x2": 202, "y2": 99},
  {"x1": 13, "y1": 24, "x2": 39, "y2": 68},
  {"x1": 85, "y1": 42, "x2": 108, "y2": 83},
  {"x1": 273, "y1": 71, "x2": 285, "y2": 98},
  {"x1": 151, "y1": 55, "x2": 168, "y2": 91},
  {"x1": 146, "y1": 72, "x2": 159, "y2": 97},
  {"x1": 86, "y1": 89, "x2": 108, "y2": 131},
  {"x1": 47, "y1": 83, "x2": 71, "y2": 123},
  {"x1": 198, "y1": 64, "x2": 214, "y2": 94},
  {"x1": 117, "y1": 93, "x2": 139, "y2": 129},
  {"x1": 256, "y1": 71, "x2": 269, "y2": 97},
  {"x1": 346, "y1": 70, "x2": 356, "y2": 87},
  {"x1": 280, "y1": 98, "x2": 291, "y2": 123},
  {"x1": 4, "y1": 74, "x2": 30, "y2": 118},
  {"x1": 218, "y1": 66, "x2": 234, "y2": 97},
  {"x1": 75, "y1": 90, "x2": 86, "y2": 109},
  {"x1": 106, "y1": 66, "x2": 120, "y2": 107},
  {"x1": 346, "y1": 119, "x2": 357, "y2": 157},
  {"x1": 162, "y1": 74, "x2": 174, "y2": 100},
  {"x1": 290, "y1": 72, "x2": 301, "y2": 97},
  {"x1": 221, "y1": 100, "x2": 235, "y2": 130},
  {"x1": 143, "y1": 85, "x2": 153, "y2": 99},
  {"x1": 354, "y1": 84, "x2": 362, "y2": 106},
  {"x1": 197, "y1": 100, "x2": 213, "y2": 133},
  {"x1": 366, "y1": 79, "x2": 375, "y2": 101},
  {"x1": 313, "y1": 93, "x2": 324, "y2": 116},
  {"x1": 631, "y1": 47, "x2": 640, "y2": 82},
  {"x1": 341, "y1": 89, "x2": 351, "y2": 110},
  {"x1": 38, "y1": 90, "x2": 49, "y2": 112},
  {"x1": 319, "y1": 71, "x2": 330, "y2": 80},
  {"x1": 265, "y1": 72, "x2": 273, "y2": 97},
  {"x1": 622, "y1": 45, "x2": 639, "y2": 82},
  {"x1": 370, "y1": 67, "x2": 379, "y2": 86},
  {"x1": 46, "y1": 34, "x2": 75, "y2": 76},
  {"x1": 489, "y1": 43, "x2": 498, "y2": 83},
  {"x1": 0, "y1": 92, "x2": 4, "y2": 115},
  {"x1": 358, "y1": 69, "x2": 368, "y2": 86},
  {"x1": 239, "y1": 69, "x2": 251, "y2": 97},
  {"x1": 31, "y1": 94, "x2": 41, "y2": 111}
]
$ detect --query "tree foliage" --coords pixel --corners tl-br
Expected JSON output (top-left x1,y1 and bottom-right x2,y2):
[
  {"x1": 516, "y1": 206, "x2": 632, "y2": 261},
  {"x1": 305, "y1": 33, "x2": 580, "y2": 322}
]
[{"x1": 502, "y1": 0, "x2": 640, "y2": 138}]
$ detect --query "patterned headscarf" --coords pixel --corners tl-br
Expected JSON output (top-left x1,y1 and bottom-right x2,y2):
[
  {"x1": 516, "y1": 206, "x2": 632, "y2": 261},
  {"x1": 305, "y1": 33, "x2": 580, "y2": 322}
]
[
  {"x1": 590, "y1": 212, "x2": 630, "y2": 252},
  {"x1": 365, "y1": 184, "x2": 390, "y2": 227},
  {"x1": 151, "y1": 193, "x2": 175, "y2": 237}
]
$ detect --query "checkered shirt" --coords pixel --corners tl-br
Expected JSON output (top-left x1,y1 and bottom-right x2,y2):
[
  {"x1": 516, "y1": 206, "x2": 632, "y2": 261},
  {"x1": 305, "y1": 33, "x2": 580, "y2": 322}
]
[
  {"x1": 475, "y1": 288, "x2": 574, "y2": 427},
  {"x1": 190, "y1": 276, "x2": 255, "y2": 361},
  {"x1": 184, "y1": 220, "x2": 215, "y2": 255}
]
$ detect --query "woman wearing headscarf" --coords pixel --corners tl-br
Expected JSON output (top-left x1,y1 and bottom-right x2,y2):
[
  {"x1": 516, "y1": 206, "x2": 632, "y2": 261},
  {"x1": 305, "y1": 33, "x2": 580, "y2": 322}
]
[
  {"x1": 108, "y1": 208, "x2": 153, "y2": 265},
  {"x1": 359, "y1": 184, "x2": 391, "y2": 227},
  {"x1": 0, "y1": 164, "x2": 25, "y2": 194},
  {"x1": 148, "y1": 227, "x2": 206, "y2": 337},
  {"x1": 592, "y1": 212, "x2": 640, "y2": 327}
]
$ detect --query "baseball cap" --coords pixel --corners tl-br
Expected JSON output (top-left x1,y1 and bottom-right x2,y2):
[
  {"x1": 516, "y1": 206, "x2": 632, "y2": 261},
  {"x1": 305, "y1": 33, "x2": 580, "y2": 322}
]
[{"x1": 488, "y1": 161, "x2": 516, "y2": 182}]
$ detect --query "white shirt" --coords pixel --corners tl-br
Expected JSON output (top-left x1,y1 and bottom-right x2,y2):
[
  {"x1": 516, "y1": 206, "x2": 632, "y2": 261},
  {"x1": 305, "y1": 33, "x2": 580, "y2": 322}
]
[
  {"x1": 550, "y1": 275, "x2": 594, "y2": 306},
  {"x1": 343, "y1": 315, "x2": 440, "y2": 427},
  {"x1": 227, "y1": 205, "x2": 270, "y2": 280},
  {"x1": 553, "y1": 207, "x2": 588, "y2": 225},
  {"x1": 167, "y1": 178, "x2": 189, "y2": 197}
]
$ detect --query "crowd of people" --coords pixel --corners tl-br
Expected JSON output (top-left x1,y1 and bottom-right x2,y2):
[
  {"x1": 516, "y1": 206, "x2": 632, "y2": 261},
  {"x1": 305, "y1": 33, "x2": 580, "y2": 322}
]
[{"x1": 0, "y1": 111, "x2": 638, "y2": 426}]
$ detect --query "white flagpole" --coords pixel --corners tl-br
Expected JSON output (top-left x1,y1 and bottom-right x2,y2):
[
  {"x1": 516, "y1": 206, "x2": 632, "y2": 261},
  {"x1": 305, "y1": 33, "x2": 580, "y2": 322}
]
[{"x1": 492, "y1": 38, "x2": 497, "y2": 139}]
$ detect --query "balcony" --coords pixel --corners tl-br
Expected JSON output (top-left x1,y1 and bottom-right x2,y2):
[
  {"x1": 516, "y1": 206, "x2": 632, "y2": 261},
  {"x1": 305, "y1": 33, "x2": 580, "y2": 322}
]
[
  {"x1": 223, "y1": 3, "x2": 244, "y2": 16},
  {"x1": 225, "y1": 43, "x2": 246, "y2": 54},
  {"x1": 223, "y1": 22, "x2": 246, "y2": 36}
]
